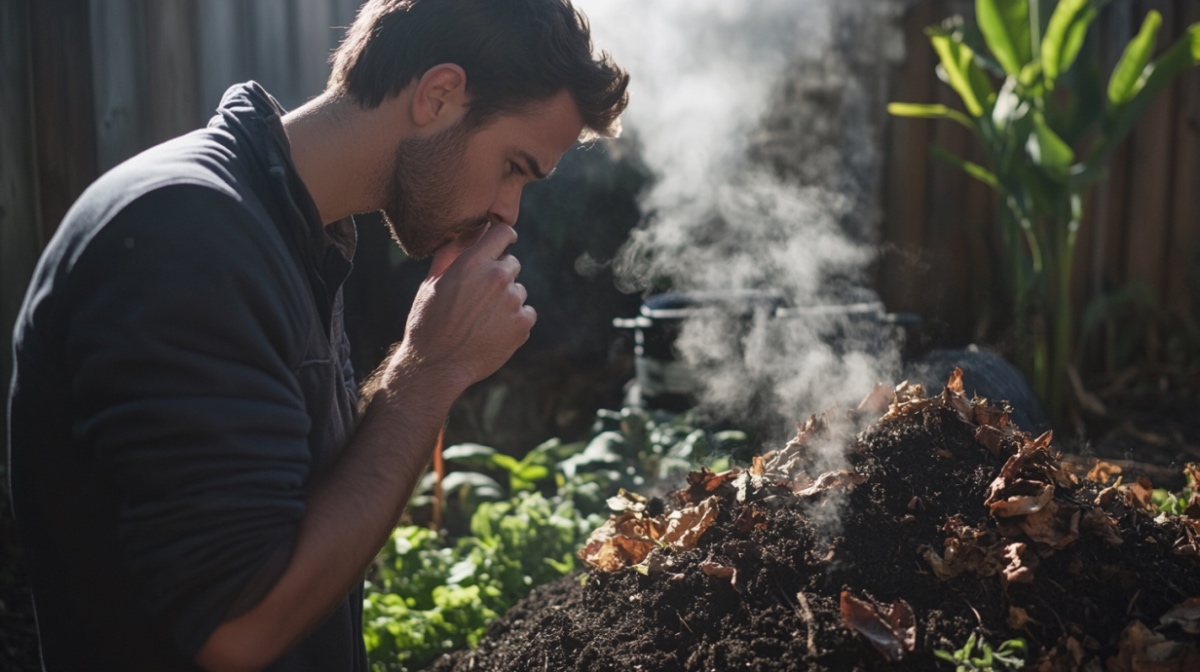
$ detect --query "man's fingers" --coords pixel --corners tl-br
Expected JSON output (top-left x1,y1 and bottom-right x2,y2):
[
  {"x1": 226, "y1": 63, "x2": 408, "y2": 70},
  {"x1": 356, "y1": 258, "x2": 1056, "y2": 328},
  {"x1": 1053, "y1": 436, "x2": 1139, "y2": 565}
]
[{"x1": 468, "y1": 224, "x2": 518, "y2": 262}]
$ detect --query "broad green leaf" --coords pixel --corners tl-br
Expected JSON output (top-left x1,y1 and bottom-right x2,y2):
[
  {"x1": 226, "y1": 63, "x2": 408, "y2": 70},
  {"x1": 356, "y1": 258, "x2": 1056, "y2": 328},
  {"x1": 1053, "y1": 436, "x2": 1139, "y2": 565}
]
[
  {"x1": 441, "y1": 442, "x2": 498, "y2": 466},
  {"x1": 1102, "y1": 23, "x2": 1200, "y2": 152},
  {"x1": 929, "y1": 29, "x2": 993, "y2": 116},
  {"x1": 977, "y1": 0, "x2": 1032, "y2": 75},
  {"x1": 887, "y1": 102, "x2": 976, "y2": 130},
  {"x1": 1027, "y1": 112, "x2": 1074, "y2": 171},
  {"x1": 930, "y1": 145, "x2": 1003, "y2": 191},
  {"x1": 1043, "y1": 0, "x2": 1104, "y2": 89},
  {"x1": 490, "y1": 453, "x2": 520, "y2": 472},
  {"x1": 1107, "y1": 10, "x2": 1163, "y2": 105}
]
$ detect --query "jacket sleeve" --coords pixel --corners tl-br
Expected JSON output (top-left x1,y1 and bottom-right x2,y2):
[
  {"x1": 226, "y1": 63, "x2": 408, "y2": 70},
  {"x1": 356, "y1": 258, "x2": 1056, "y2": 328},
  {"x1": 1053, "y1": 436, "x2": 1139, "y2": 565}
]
[{"x1": 61, "y1": 184, "x2": 317, "y2": 658}]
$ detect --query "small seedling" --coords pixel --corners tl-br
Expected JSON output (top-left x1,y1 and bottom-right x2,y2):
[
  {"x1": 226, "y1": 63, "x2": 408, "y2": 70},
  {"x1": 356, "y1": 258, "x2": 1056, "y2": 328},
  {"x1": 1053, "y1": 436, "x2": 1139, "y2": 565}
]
[{"x1": 935, "y1": 632, "x2": 1026, "y2": 671}]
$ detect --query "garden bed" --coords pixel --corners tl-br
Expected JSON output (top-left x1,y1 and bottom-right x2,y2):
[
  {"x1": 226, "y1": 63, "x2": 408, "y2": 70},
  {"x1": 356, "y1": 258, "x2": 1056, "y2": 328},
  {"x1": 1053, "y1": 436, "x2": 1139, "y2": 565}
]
[{"x1": 426, "y1": 371, "x2": 1200, "y2": 671}]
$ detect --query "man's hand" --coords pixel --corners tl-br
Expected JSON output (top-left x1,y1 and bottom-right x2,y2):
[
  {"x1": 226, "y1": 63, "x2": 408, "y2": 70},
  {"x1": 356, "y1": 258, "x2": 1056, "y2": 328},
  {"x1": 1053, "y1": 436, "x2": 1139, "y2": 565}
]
[{"x1": 390, "y1": 224, "x2": 536, "y2": 394}]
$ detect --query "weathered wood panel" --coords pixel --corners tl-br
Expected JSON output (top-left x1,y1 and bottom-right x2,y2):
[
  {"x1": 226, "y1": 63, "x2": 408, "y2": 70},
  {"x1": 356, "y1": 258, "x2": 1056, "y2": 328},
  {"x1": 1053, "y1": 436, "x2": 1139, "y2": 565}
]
[
  {"x1": 30, "y1": 0, "x2": 98, "y2": 239},
  {"x1": 1123, "y1": 0, "x2": 1177, "y2": 308},
  {"x1": 1, "y1": 0, "x2": 42, "y2": 442},
  {"x1": 90, "y1": 0, "x2": 145, "y2": 172},
  {"x1": 145, "y1": 0, "x2": 202, "y2": 145},
  {"x1": 1166, "y1": 0, "x2": 1200, "y2": 316}
]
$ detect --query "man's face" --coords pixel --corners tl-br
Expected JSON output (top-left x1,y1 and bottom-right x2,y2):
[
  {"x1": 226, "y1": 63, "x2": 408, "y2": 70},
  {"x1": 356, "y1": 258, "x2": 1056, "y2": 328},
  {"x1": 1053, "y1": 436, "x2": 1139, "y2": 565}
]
[{"x1": 381, "y1": 90, "x2": 586, "y2": 260}]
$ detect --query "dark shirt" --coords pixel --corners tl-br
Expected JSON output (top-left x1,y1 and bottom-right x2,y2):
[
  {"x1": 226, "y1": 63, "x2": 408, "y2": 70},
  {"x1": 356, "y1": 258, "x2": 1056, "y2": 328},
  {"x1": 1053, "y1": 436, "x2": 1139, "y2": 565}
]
[{"x1": 7, "y1": 82, "x2": 367, "y2": 671}]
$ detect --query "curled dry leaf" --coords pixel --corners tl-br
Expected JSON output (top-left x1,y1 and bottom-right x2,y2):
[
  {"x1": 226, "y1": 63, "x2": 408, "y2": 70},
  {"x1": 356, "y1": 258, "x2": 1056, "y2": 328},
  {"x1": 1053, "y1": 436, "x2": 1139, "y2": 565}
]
[
  {"x1": 856, "y1": 382, "x2": 895, "y2": 415},
  {"x1": 946, "y1": 367, "x2": 965, "y2": 394},
  {"x1": 661, "y1": 497, "x2": 718, "y2": 550},
  {"x1": 975, "y1": 425, "x2": 1006, "y2": 456},
  {"x1": 1131, "y1": 477, "x2": 1156, "y2": 512},
  {"x1": 1160, "y1": 598, "x2": 1200, "y2": 635},
  {"x1": 1081, "y1": 507, "x2": 1124, "y2": 547},
  {"x1": 700, "y1": 559, "x2": 740, "y2": 593},
  {"x1": 1108, "y1": 620, "x2": 1200, "y2": 672},
  {"x1": 1086, "y1": 460, "x2": 1123, "y2": 485},
  {"x1": 1002, "y1": 542, "x2": 1036, "y2": 584},
  {"x1": 794, "y1": 470, "x2": 866, "y2": 498},
  {"x1": 677, "y1": 468, "x2": 738, "y2": 506},
  {"x1": 606, "y1": 489, "x2": 648, "y2": 513},
  {"x1": 1034, "y1": 635, "x2": 1086, "y2": 672},
  {"x1": 1008, "y1": 606, "x2": 1034, "y2": 629},
  {"x1": 987, "y1": 480, "x2": 1055, "y2": 518},
  {"x1": 839, "y1": 591, "x2": 916, "y2": 663},
  {"x1": 1018, "y1": 502, "x2": 1080, "y2": 550}
]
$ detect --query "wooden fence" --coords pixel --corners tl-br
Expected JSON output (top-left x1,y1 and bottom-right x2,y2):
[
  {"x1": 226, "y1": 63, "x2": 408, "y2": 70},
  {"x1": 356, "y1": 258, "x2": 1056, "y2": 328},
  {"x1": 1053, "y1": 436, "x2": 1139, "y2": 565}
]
[
  {"x1": 2, "y1": 0, "x2": 1198, "y2": 408},
  {"x1": 880, "y1": 0, "x2": 1200, "y2": 363}
]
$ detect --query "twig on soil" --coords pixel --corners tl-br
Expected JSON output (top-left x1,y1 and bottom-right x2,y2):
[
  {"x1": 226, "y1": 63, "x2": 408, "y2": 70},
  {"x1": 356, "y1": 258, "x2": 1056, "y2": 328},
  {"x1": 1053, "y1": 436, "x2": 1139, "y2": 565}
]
[
  {"x1": 796, "y1": 592, "x2": 817, "y2": 654},
  {"x1": 967, "y1": 601, "x2": 983, "y2": 628},
  {"x1": 676, "y1": 609, "x2": 694, "y2": 634}
]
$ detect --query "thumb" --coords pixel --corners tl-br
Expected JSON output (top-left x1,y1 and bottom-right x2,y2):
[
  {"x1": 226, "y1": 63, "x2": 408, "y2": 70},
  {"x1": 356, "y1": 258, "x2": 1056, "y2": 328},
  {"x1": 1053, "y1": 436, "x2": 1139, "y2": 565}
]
[
  {"x1": 428, "y1": 243, "x2": 460, "y2": 279},
  {"x1": 427, "y1": 223, "x2": 493, "y2": 279}
]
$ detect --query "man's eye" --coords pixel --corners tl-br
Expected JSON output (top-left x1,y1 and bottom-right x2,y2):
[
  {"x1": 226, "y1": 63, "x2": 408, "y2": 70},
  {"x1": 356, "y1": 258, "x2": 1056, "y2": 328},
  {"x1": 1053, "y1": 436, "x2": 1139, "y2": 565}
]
[{"x1": 509, "y1": 162, "x2": 525, "y2": 176}]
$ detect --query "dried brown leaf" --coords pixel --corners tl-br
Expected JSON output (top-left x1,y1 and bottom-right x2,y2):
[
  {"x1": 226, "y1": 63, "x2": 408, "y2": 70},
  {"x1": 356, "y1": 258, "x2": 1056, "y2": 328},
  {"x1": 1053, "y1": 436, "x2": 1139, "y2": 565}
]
[
  {"x1": 946, "y1": 367, "x2": 965, "y2": 394},
  {"x1": 1019, "y1": 502, "x2": 1080, "y2": 550},
  {"x1": 1081, "y1": 507, "x2": 1124, "y2": 547},
  {"x1": 1160, "y1": 598, "x2": 1200, "y2": 635},
  {"x1": 1002, "y1": 542, "x2": 1036, "y2": 584},
  {"x1": 975, "y1": 425, "x2": 1006, "y2": 456},
  {"x1": 1008, "y1": 606, "x2": 1034, "y2": 629},
  {"x1": 1087, "y1": 460, "x2": 1123, "y2": 485},
  {"x1": 839, "y1": 591, "x2": 916, "y2": 662},
  {"x1": 750, "y1": 455, "x2": 765, "y2": 478},
  {"x1": 794, "y1": 470, "x2": 866, "y2": 498},
  {"x1": 700, "y1": 560, "x2": 740, "y2": 593},
  {"x1": 856, "y1": 382, "x2": 895, "y2": 415},
  {"x1": 1132, "y1": 477, "x2": 1156, "y2": 511},
  {"x1": 988, "y1": 481, "x2": 1055, "y2": 518},
  {"x1": 661, "y1": 497, "x2": 718, "y2": 550}
]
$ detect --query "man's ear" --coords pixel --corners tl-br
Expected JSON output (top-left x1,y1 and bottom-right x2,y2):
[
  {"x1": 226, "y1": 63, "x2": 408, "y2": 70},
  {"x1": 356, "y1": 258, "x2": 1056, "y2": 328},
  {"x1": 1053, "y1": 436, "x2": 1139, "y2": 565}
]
[{"x1": 411, "y1": 64, "x2": 468, "y2": 129}]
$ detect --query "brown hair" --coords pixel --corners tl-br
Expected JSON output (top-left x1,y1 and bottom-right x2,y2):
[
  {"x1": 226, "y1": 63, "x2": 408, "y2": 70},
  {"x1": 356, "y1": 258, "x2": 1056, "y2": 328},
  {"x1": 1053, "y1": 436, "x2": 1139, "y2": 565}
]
[{"x1": 328, "y1": 0, "x2": 629, "y2": 139}]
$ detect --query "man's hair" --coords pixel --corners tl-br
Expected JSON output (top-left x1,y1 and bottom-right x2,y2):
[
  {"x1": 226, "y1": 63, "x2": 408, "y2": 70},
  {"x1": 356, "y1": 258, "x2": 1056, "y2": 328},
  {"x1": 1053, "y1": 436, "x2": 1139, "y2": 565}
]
[{"x1": 328, "y1": 0, "x2": 629, "y2": 139}]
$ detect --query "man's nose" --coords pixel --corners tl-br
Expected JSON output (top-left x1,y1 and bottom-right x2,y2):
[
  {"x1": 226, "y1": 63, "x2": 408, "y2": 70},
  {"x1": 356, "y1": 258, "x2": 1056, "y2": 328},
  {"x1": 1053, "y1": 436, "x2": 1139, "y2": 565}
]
[{"x1": 488, "y1": 185, "x2": 523, "y2": 227}]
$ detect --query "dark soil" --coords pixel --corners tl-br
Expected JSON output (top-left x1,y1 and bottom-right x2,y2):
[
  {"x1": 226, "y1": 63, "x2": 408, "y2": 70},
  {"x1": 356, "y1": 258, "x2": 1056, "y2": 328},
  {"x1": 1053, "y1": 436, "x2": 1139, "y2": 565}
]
[{"x1": 427, "y1": 384, "x2": 1200, "y2": 671}]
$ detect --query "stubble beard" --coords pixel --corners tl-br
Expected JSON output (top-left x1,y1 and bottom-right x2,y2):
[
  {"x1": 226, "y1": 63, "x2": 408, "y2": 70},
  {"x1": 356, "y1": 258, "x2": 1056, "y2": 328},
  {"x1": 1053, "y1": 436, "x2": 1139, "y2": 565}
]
[{"x1": 380, "y1": 122, "x2": 490, "y2": 260}]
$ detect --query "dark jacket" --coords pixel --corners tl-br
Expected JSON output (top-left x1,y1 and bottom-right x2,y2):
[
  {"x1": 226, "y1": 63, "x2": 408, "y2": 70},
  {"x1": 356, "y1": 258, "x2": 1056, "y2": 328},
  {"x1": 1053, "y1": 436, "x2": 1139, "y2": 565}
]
[{"x1": 7, "y1": 82, "x2": 366, "y2": 671}]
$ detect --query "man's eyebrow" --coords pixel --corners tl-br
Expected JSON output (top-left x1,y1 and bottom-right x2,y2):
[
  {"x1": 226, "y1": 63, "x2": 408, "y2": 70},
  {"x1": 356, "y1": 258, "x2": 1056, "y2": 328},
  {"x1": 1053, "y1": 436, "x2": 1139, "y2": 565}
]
[{"x1": 517, "y1": 150, "x2": 553, "y2": 180}]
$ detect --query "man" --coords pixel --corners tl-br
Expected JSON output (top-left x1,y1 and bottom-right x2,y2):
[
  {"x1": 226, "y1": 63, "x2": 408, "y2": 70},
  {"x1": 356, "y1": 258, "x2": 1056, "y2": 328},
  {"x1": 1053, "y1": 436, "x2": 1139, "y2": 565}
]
[{"x1": 7, "y1": 0, "x2": 628, "y2": 669}]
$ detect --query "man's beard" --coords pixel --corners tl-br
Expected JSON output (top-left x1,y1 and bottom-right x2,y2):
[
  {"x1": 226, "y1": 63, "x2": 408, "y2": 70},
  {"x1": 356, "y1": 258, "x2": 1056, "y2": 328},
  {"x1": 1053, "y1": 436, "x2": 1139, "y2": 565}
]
[{"x1": 380, "y1": 123, "x2": 489, "y2": 259}]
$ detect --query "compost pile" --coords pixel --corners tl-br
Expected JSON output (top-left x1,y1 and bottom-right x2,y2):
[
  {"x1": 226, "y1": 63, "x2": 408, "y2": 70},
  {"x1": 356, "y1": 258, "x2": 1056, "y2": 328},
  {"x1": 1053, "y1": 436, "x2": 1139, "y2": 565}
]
[{"x1": 427, "y1": 370, "x2": 1200, "y2": 671}]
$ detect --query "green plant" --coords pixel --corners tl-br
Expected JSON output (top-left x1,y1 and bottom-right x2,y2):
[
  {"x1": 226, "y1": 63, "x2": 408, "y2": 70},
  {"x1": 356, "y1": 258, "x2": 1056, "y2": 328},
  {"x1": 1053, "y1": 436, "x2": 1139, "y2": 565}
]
[
  {"x1": 364, "y1": 492, "x2": 597, "y2": 671},
  {"x1": 364, "y1": 405, "x2": 751, "y2": 670},
  {"x1": 935, "y1": 633, "x2": 1027, "y2": 671},
  {"x1": 889, "y1": 0, "x2": 1200, "y2": 423}
]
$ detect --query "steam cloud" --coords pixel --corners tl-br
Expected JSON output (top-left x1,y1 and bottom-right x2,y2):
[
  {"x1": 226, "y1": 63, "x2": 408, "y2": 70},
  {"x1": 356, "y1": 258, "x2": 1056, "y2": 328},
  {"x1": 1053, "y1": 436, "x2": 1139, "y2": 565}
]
[{"x1": 577, "y1": 0, "x2": 910, "y2": 453}]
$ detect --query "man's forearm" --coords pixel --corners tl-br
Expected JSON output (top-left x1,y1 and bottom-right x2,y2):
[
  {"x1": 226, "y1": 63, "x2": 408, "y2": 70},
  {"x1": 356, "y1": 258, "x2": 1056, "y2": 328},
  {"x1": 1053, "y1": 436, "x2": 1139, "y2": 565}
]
[{"x1": 195, "y1": 363, "x2": 460, "y2": 672}]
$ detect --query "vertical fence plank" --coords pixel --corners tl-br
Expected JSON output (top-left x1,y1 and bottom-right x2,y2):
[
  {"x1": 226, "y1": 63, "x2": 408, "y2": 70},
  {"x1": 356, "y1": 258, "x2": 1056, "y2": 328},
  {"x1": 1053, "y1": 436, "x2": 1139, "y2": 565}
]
[
  {"x1": 250, "y1": 0, "x2": 298, "y2": 108},
  {"x1": 925, "y1": 57, "x2": 973, "y2": 342},
  {"x1": 90, "y1": 0, "x2": 146, "y2": 172},
  {"x1": 1, "y1": 0, "x2": 41, "y2": 443},
  {"x1": 30, "y1": 0, "x2": 98, "y2": 240},
  {"x1": 144, "y1": 0, "x2": 202, "y2": 145},
  {"x1": 295, "y1": 0, "x2": 335, "y2": 101},
  {"x1": 879, "y1": 0, "x2": 936, "y2": 316},
  {"x1": 197, "y1": 0, "x2": 250, "y2": 119},
  {"x1": 1166, "y1": 0, "x2": 1200, "y2": 316},
  {"x1": 1122, "y1": 0, "x2": 1177, "y2": 305}
]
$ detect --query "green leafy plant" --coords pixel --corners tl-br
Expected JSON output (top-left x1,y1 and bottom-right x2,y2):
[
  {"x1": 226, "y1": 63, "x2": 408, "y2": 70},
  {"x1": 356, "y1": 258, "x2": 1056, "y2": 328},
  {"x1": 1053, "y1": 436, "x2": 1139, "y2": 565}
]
[
  {"x1": 364, "y1": 405, "x2": 751, "y2": 670},
  {"x1": 935, "y1": 633, "x2": 1027, "y2": 671},
  {"x1": 889, "y1": 0, "x2": 1200, "y2": 423},
  {"x1": 1152, "y1": 466, "x2": 1199, "y2": 516}
]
